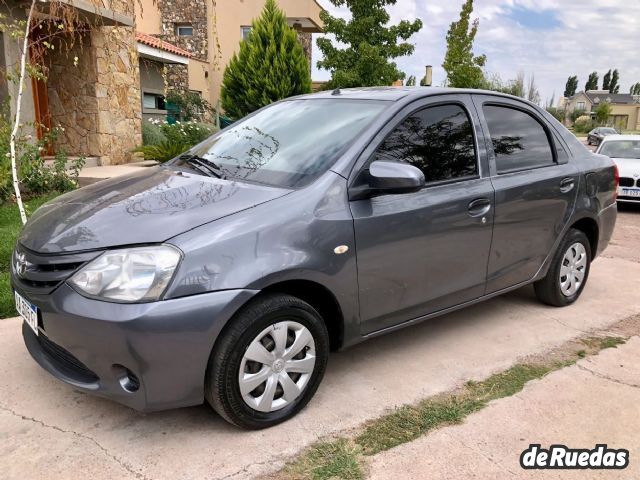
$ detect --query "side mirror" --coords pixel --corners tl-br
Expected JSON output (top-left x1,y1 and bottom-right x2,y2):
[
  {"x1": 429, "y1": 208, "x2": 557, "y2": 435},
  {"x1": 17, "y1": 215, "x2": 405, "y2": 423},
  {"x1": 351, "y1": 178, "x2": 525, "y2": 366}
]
[
  {"x1": 369, "y1": 160, "x2": 425, "y2": 192},
  {"x1": 349, "y1": 160, "x2": 425, "y2": 200}
]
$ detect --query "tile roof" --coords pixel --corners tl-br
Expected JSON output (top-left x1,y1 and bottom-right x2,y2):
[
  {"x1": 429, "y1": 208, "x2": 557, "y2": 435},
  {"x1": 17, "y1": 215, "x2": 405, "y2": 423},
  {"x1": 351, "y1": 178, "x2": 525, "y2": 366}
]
[
  {"x1": 136, "y1": 31, "x2": 192, "y2": 58},
  {"x1": 583, "y1": 91, "x2": 639, "y2": 105}
]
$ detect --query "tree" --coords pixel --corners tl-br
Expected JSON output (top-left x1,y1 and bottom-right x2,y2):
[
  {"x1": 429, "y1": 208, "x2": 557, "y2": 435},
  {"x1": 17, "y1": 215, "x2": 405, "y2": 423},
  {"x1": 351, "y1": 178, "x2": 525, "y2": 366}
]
[
  {"x1": 609, "y1": 69, "x2": 619, "y2": 93},
  {"x1": 631, "y1": 82, "x2": 640, "y2": 95},
  {"x1": 442, "y1": 0, "x2": 486, "y2": 88},
  {"x1": 405, "y1": 75, "x2": 416, "y2": 86},
  {"x1": 564, "y1": 75, "x2": 578, "y2": 97},
  {"x1": 602, "y1": 69, "x2": 611, "y2": 91},
  {"x1": 546, "y1": 107, "x2": 565, "y2": 123},
  {"x1": 595, "y1": 101, "x2": 612, "y2": 124},
  {"x1": 527, "y1": 74, "x2": 541, "y2": 105},
  {"x1": 221, "y1": 0, "x2": 311, "y2": 119},
  {"x1": 585, "y1": 71, "x2": 598, "y2": 91},
  {"x1": 316, "y1": 0, "x2": 422, "y2": 89}
]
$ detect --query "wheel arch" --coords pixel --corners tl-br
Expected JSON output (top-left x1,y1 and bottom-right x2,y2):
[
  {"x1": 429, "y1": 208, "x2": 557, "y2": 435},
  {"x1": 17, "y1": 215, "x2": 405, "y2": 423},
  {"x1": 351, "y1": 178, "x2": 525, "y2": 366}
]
[
  {"x1": 259, "y1": 280, "x2": 345, "y2": 351},
  {"x1": 569, "y1": 216, "x2": 599, "y2": 258}
]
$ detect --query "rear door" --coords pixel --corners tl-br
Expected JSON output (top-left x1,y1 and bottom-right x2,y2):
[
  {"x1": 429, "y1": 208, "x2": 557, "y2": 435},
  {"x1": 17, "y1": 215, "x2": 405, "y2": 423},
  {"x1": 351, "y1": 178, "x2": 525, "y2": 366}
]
[
  {"x1": 350, "y1": 95, "x2": 495, "y2": 334},
  {"x1": 472, "y1": 95, "x2": 579, "y2": 294}
]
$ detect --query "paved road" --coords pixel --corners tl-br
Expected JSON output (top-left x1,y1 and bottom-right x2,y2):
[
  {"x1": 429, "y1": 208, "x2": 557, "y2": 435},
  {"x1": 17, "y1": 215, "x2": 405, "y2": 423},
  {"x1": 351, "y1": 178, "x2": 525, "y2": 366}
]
[{"x1": 1, "y1": 208, "x2": 639, "y2": 480}]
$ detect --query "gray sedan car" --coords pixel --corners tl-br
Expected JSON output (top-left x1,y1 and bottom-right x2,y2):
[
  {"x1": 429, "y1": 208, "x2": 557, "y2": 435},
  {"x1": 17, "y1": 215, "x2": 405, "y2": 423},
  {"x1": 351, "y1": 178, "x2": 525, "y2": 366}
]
[{"x1": 12, "y1": 88, "x2": 617, "y2": 429}]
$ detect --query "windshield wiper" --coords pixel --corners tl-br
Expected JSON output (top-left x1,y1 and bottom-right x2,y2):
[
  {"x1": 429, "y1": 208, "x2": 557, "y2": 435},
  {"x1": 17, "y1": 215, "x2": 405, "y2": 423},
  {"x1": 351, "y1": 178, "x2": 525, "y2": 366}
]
[{"x1": 179, "y1": 154, "x2": 224, "y2": 179}]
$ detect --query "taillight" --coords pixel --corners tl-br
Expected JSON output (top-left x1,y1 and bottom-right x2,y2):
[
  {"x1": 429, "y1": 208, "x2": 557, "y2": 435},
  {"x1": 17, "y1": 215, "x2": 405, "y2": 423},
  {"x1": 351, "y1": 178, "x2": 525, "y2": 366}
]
[{"x1": 613, "y1": 163, "x2": 619, "y2": 201}]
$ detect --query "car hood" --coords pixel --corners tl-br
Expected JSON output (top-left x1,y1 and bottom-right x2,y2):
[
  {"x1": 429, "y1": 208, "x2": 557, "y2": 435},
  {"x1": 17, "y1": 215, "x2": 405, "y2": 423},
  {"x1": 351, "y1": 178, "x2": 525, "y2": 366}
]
[
  {"x1": 611, "y1": 157, "x2": 640, "y2": 176},
  {"x1": 19, "y1": 166, "x2": 291, "y2": 253}
]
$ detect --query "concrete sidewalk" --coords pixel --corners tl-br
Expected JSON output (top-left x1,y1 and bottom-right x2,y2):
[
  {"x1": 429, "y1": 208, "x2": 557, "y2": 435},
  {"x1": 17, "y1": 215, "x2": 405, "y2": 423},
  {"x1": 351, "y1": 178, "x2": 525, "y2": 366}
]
[
  {"x1": 367, "y1": 336, "x2": 640, "y2": 479},
  {"x1": 78, "y1": 161, "x2": 157, "y2": 187}
]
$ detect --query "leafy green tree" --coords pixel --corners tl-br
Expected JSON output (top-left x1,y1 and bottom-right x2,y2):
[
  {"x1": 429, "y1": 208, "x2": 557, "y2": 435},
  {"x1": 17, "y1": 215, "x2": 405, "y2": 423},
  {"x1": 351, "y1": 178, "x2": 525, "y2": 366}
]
[
  {"x1": 602, "y1": 69, "x2": 611, "y2": 91},
  {"x1": 546, "y1": 107, "x2": 565, "y2": 123},
  {"x1": 595, "y1": 101, "x2": 612, "y2": 124},
  {"x1": 220, "y1": 0, "x2": 311, "y2": 119},
  {"x1": 585, "y1": 71, "x2": 598, "y2": 91},
  {"x1": 609, "y1": 69, "x2": 619, "y2": 93},
  {"x1": 631, "y1": 82, "x2": 640, "y2": 95},
  {"x1": 405, "y1": 75, "x2": 416, "y2": 86},
  {"x1": 442, "y1": 0, "x2": 486, "y2": 88},
  {"x1": 564, "y1": 75, "x2": 578, "y2": 97},
  {"x1": 316, "y1": 0, "x2": 422, "y2": 89}
]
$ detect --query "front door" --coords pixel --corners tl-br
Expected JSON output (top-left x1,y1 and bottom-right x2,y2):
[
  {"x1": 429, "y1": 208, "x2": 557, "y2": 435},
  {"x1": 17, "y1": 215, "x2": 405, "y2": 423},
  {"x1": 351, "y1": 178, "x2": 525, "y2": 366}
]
[
  {"x1": 472, "y1": 96, "x2": 579, "y2": 293},
  {"x1": 350, "y1": 96, "x2": 495, "y2": 335}
]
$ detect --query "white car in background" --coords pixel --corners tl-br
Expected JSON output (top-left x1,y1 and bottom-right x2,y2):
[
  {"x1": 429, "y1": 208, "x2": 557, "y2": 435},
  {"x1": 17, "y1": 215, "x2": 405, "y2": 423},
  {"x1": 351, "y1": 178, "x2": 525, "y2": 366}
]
[{"x1": 596, "y1": 135, "x2": 640, "y2": 203}]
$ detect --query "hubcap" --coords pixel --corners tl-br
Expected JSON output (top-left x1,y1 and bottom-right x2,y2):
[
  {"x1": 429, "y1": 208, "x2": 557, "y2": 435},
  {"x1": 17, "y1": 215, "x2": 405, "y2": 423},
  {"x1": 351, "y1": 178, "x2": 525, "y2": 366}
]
[
  {"x1": 560, "y1": 242, "x2": 587, "y2": 297},
  {"x1": 238, "y1": 321, "x2": 316, "y2": 412}
]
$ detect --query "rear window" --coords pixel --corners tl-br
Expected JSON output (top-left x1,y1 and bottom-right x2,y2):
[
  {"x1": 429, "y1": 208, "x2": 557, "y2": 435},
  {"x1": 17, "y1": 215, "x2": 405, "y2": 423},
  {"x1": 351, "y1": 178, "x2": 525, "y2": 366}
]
[
  {"x1": 176, "y1": 99, "x2": 388, "y2": 188},
  {"x1": 599, "y1": 140, "x2": 640, "y2": 159},
  {"x1": 483, "y1": 105, "x2": 555, "y2": 173}
]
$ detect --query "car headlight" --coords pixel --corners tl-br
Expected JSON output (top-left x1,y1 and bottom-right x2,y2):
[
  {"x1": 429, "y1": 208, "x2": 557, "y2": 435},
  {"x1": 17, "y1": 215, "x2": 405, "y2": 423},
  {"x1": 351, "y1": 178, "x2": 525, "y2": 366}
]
[{"x1": 69, "y1": 245, "x2": 182, "y2": 302}]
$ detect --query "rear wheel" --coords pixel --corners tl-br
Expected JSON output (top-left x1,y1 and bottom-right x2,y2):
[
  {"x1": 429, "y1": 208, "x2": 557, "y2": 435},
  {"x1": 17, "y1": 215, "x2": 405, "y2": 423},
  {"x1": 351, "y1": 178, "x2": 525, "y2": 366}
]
[
  {"x1": 534, "y1": 229, "x2": 591, "y2": 307},
  {"x1": 205, "y1": 293, "x2": 329, "y2": 429}
]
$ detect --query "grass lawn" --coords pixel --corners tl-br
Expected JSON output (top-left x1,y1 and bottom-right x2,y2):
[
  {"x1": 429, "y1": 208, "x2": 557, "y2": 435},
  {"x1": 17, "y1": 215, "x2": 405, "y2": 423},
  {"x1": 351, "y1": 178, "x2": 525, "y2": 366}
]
[{"x1": 0, "y1": 194, "x2": 58, "y2": 318}]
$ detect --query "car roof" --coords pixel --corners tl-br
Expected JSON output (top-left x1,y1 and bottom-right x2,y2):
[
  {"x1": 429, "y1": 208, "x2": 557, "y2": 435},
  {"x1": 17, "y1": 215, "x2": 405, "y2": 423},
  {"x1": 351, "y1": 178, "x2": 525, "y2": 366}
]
[
  {"x1": 295, "y1": 86, "x2": 534, "y2": 103},
  {"x1": 600, "y1": 134, "x2": 640, "y2": 142}
]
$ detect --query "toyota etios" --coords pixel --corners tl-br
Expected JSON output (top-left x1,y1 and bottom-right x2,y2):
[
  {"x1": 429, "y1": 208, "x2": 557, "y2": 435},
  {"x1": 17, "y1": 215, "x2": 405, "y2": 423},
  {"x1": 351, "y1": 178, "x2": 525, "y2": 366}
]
[{"x1": 12, "y1": 88, "x2": 617, "y2": 429}]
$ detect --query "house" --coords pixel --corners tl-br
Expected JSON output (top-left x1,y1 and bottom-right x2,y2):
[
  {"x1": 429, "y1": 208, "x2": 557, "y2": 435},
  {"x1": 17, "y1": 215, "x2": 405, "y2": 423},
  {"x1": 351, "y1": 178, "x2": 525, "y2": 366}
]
[
  {"x1": 136, "y1": 31, "x2": 192, "y2": 122},
  {"x1": 0, "y1": 0, "x2": 323, "y2": 167},
  {"x1": 560, "y1": 90, "x2": 640, "y2": 131},
  {"x1": 0, "y1": 0, "x2": 143, "y2": 165},
  {"x1": 134, "y1": 0, "x2": 324, "y2": 109}
]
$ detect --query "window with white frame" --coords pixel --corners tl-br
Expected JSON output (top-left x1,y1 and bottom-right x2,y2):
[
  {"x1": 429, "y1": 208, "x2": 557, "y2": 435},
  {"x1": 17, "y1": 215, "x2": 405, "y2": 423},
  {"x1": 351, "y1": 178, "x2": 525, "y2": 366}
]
[
  {"x1": 176, "y1": 23, "x2": 194, "y2": 36},
  {"x1": 143, "y1": 93, "x2": 166, "y2": 111},
  {"x1": 576, "y1": 101, "x2": 585, "y2": 110}
]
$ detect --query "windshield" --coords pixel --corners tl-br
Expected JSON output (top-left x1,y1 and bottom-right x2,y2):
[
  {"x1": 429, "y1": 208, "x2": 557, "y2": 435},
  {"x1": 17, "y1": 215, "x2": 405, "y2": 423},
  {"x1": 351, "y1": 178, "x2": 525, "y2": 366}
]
[
  {"x1": 173, "y1": 99, "x2": 388, "y2": 188},
  {"x1": 601, "y1": 128, "x2": 617, "y2": 134},
  {"x1": 599, "y1": 140, "x2": 640, "y2": 159}
]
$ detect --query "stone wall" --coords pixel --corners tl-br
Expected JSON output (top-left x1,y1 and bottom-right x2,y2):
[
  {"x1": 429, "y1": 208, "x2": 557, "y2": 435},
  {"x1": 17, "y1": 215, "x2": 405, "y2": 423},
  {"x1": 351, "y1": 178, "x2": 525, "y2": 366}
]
[
  {"x1": 296, "y1": 31, "x2": 312, "y2": 75},
  {"x1": 156, "y1": 0, "x2": 207, "y2": 92},
  {"x1": 46, "y1": 27, "x2": 142, "y2": 165},
  {"x1": 165, "y1": 64, "x2": 189, "y2": 92}
]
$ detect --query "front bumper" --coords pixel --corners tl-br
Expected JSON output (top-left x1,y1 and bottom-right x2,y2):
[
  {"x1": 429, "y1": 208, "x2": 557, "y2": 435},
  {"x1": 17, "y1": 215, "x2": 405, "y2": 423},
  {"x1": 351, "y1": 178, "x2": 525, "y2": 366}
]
[{"x1": 18, "y1": 283, "x2": 257, "y2": 412}]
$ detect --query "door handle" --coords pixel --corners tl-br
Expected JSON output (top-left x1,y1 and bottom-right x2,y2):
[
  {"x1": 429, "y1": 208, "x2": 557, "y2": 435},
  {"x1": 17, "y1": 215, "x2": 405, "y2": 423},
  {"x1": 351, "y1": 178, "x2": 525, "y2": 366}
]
[
  {"x1": 468, "y1": 198, "x2": 491, "y2": 218},
  {"x1": 560, "y1": 177, "x2": 575, "y2": 193}
]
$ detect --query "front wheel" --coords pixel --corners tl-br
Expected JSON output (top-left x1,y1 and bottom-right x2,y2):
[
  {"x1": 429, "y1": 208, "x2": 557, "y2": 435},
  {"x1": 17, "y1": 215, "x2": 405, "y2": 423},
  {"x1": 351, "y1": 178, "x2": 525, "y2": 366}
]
[
  {"x1": 205, "y1": 293, "x2": 329, "y2": 429},
  {"x1": 534, "y1": 229, "x2": 591, "y2": 307}
]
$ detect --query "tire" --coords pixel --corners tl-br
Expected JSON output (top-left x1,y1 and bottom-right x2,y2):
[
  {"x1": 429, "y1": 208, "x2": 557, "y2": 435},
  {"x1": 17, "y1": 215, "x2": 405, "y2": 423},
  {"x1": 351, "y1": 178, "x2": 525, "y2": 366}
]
[
  {"x1": 205, "y1": 293, "x2": 329, "y2": 429},
  {"x1": 534, "y1": 229, "x2": 591, "y2": 307},
  {"x1": 587, "y1": 139, "x2": 591, "y2": 145}
]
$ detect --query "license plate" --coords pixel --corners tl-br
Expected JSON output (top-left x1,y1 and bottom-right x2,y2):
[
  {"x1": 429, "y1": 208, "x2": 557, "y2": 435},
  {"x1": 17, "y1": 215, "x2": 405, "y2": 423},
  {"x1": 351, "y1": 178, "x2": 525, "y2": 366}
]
[
  {"x1": 15, "y1": 291, "x2": 38, "y2": 336},
  {"x1": 621, "y1": 188, "x2": 640, "y2": 197}
]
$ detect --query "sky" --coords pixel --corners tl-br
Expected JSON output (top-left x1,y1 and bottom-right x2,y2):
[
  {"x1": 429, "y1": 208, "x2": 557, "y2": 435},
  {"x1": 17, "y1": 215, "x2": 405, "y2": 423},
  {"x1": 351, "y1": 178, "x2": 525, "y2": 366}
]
[{"x1": 311, "y1": 0, "x2": 640, "y2": 105}]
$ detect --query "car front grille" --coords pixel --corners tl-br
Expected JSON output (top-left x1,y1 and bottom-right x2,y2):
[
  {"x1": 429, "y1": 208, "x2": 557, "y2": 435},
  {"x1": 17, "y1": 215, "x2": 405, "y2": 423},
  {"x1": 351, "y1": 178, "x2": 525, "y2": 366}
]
[
  {"x1": 619, "y1": 177, "x2": 635, "y2": 187},
  {"x1": 11, "y1": 245, "x2": 102, "y2": 295},
  {"x1": 37, "y1": 332, "x2": 99, "y2": 384}
]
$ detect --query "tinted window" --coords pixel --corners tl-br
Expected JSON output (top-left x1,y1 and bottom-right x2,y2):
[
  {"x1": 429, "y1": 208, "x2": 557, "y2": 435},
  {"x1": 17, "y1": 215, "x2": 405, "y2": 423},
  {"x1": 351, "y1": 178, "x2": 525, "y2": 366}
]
[
  {"x1": 600, "y1": 140, "x2": 640, "y2": 159},
  {"x1": 181, "y1": 99, "x2": 387, "y2": 188},
  {"x1": 483, "y1": 105, "x2": 554, "y2": 173},
  {"x1": 374, "y1": 104, "x2": 477, "y2": 184}
]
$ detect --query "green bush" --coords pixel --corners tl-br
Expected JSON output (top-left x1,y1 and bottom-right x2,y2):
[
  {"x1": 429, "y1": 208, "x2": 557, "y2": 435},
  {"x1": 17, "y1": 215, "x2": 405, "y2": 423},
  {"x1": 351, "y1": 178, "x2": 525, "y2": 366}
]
[
  {"x1": 142, "y1": 120, "x2": 166, "y2": 146},
  {"x1": 136, "y1": 119, "x2": 217, "y2": 162},
  {"x1": 573, "y1": 116, "x2": 596, "y2": 133},
  {"x1": 165, "y1": 90, "x2": 213, "y2": 121},
  {"x1": 0, "y1": 108, "x2": 83, "y2": 203}
]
